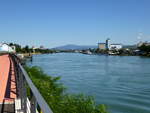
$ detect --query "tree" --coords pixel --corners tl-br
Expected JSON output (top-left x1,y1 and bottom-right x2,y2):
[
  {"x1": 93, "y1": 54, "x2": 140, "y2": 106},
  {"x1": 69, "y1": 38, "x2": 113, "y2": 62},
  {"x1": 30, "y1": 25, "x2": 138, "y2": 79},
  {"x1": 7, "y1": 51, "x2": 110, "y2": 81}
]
[
  {"x1": 24, "y1": 45, "x2": 30, "y2": 53},
  {"x1": 9, "y1": 43, "x2": 14, "y2": 46},
  {"x1": 138, "y1": 44, "x2": 150, "y2": 53}
]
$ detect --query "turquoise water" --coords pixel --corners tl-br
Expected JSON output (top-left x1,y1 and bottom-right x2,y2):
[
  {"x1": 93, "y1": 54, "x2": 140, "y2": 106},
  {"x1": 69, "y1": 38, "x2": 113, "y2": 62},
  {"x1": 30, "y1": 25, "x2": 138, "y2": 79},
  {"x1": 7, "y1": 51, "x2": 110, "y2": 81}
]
[{"x1": 28, "y1": 53, "x2": 150, "y2": 113}]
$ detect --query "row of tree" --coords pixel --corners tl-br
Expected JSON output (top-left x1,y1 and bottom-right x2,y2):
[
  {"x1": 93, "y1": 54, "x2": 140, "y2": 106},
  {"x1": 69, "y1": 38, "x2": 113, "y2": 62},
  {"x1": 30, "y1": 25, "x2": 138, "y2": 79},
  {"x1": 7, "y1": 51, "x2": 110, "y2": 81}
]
[{"x1": 9, "y1": 43, "x2": 56, "y2": 54}]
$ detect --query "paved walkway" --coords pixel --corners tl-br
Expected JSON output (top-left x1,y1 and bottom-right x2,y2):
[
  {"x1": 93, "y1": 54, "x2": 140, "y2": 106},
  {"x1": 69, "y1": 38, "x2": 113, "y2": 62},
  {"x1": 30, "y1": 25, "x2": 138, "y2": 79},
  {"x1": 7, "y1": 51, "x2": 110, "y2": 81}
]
[{"x1": 0, "y1": 54, "x2": 17, "y2": 104}]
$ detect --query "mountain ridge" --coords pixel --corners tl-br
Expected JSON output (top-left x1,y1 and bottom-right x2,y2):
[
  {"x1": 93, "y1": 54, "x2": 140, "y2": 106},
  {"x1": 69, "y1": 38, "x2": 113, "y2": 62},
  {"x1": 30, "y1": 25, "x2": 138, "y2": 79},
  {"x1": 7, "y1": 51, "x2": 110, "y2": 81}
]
[{"x1": 52, "y1": 44, "x2": 97, "y2": 50}]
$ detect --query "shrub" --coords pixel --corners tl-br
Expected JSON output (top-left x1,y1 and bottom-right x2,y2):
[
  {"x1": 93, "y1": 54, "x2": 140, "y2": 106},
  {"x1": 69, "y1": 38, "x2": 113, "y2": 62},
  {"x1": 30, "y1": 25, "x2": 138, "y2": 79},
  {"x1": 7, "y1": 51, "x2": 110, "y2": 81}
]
[{"x1": 25, "y1": 66, "x2": 108, "y2": 113}]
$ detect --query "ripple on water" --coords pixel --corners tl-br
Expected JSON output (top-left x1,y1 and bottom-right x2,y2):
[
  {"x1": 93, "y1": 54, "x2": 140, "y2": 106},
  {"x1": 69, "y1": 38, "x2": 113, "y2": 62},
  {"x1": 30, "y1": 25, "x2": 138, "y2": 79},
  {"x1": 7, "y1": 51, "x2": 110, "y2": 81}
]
[{"x1": 28, "y1": 53, "x2": 150, "y2": 113}]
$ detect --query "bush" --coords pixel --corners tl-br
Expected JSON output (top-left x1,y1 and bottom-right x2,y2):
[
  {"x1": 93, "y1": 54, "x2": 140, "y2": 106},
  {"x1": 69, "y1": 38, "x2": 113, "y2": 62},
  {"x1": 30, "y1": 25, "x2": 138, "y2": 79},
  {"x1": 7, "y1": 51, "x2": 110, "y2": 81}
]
[
  {"x1": 25, "y1": 66, "x2": 108, "y2": 113},
  {"x1": 138, "y1": 44, "x2": 150, "y2": 53}
]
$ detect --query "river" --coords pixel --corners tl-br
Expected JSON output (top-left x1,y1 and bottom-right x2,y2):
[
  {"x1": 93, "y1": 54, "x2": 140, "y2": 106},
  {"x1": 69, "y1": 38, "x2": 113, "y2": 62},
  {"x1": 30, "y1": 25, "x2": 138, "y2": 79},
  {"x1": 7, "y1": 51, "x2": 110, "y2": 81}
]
[{"x1": 27, "y1": 53, "x2": 150, "y2": 113}]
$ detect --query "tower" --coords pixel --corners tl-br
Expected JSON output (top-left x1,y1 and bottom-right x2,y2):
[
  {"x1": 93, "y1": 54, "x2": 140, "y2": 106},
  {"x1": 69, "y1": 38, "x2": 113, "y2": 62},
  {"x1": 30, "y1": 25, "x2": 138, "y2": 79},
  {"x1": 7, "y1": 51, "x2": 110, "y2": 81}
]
[{"x1": 106, "y1": 38, "x2": 110, "y2": 50}]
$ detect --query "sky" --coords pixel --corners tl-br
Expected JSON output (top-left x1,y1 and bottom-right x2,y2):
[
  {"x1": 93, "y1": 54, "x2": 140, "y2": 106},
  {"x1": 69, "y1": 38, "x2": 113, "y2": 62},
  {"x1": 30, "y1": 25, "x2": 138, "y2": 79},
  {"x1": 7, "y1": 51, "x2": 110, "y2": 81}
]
[{"x1": 0, "y1": 0, "x2": 150, "y2": 48}]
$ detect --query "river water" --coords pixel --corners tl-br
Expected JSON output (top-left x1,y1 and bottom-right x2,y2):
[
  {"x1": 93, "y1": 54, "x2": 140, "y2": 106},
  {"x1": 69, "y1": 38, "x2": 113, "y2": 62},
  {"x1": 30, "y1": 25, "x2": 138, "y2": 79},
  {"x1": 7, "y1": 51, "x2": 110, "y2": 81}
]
[{"x1": 28, "y1": 53, "x2": 150, "y2": 113}]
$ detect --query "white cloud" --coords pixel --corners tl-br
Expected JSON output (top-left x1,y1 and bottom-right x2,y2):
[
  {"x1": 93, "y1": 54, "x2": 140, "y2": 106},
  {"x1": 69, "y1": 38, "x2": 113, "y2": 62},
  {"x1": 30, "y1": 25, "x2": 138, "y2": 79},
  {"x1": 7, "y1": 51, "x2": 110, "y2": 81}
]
[{"x1": 137, "y1": 32, "x2": 143, "y2": 40}]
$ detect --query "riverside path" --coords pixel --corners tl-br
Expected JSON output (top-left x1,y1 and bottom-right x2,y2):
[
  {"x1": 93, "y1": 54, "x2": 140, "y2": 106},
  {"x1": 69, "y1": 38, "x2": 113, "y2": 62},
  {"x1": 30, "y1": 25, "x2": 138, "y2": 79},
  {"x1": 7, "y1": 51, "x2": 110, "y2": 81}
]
[
  {"x1": 0, "y1": 54, "x2": 17, "y2": 112},
  {"x1": 0, "y1": 54, "x2": 53, "y2": 113}
]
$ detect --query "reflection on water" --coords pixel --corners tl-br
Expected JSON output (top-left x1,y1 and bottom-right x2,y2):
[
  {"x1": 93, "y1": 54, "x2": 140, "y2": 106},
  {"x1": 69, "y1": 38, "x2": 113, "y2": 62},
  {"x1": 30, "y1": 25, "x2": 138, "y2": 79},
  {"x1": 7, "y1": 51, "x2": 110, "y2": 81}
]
[{"x1": 28, "y1": 53, "x2": 150, "y2": 113}]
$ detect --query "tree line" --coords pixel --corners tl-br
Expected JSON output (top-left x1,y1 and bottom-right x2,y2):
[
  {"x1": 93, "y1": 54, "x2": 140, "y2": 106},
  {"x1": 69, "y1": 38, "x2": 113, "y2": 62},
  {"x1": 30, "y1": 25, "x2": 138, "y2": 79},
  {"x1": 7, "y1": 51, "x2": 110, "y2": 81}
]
[{"x1": 9, "y1": 43, "x2": 56, "y2": 54}]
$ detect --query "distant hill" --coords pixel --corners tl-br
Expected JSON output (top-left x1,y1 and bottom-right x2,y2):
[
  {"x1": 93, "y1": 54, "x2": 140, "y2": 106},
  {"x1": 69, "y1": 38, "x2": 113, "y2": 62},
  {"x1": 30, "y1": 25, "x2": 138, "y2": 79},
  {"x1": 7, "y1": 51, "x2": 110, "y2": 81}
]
[{"x1": 52, "y1": 44, "x2": 97, "y2": 50}]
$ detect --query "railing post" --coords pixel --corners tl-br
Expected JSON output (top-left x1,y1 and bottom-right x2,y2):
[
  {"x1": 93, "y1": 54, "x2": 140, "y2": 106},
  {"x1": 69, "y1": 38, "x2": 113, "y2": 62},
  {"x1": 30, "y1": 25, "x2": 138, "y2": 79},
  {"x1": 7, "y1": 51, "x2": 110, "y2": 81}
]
[
  {"x1": 22, "y1": 76, "x2": 27, "y2": 113},
  {"x1": 20, "y1": 69, "x2": 24, "y2": 110},
  {"x1": 30, "y1": 91, "x2": 37, "y2": 113}
]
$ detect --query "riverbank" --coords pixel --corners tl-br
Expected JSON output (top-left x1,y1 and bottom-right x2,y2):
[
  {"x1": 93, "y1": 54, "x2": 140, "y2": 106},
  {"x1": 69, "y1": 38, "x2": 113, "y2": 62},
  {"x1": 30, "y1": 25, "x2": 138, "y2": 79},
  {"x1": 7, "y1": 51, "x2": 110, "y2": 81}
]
[
  {"x1": 79, "y1": 49, "x2": 150, "y2": 57},
  {"x1": 24, "y1": 66, "x2": 108, "y2": 113}
]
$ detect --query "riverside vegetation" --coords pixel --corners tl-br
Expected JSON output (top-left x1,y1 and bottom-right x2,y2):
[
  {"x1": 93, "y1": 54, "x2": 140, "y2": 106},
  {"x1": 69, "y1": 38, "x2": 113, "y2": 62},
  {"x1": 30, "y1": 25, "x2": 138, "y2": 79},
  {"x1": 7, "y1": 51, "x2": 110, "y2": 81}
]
[
  {"x1": 8, "y1": 42, "x2": 150, "y2": 57},
  {"x1": 25, "y1": 66, "x2": 108, "y2": 113},
  {"x1": 9, "y1": 43, "x2": 56, "y2": 54}
]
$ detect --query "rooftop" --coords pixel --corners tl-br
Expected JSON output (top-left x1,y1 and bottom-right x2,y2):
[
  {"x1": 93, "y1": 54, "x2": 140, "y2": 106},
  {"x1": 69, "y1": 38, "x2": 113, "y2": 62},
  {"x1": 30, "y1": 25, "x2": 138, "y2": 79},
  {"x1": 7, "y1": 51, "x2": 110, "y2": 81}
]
[{"x1": 98, "y1": 43, "x2": 106, "y2": 44}]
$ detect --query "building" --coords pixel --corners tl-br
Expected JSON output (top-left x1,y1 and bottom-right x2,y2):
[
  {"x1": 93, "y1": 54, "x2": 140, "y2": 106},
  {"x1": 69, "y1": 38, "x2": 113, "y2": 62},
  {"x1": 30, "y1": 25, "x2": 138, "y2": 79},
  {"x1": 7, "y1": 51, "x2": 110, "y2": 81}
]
[
  {"x1": 11, "y1": 46, "x2": 16, "y2": 52},
  {"x1": 137, "y1": 41, "x2": 150, "y2": 47},
  {"x1": 98, "y1": 38, "x2": 110, "y2": 50},
  {"x1": 98, "y1": 43, "x2": 106, "y2": 50},
  {"x1": 109, "y1": 44, "x2": 122, "y2": 50},
  {"x1": 0, "y1": 43, "x2": 15, "y2": 53},
  {"x1": 40, "y1": 45, "x2": 44, "y2": 49},
  {"x1": 106, "y1": 38, "x2": 110, "y2": 49},
  {"x1": 137, "y1": 41, "x2": 144, "y2": 47}
]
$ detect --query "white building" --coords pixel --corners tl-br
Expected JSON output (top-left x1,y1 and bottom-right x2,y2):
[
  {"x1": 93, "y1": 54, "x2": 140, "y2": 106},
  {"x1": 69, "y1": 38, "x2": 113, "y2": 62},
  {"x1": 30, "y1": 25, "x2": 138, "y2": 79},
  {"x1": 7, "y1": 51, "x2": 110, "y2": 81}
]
[
  {"x1": 137, "y1": 41, "x2": 150, "y2": 47},
  {"x1": 109, "y1": 44, "x2": 122, "y2": 50},
  {"x1": 0, "y1": 43, "x2": 16, "y2": 53}
]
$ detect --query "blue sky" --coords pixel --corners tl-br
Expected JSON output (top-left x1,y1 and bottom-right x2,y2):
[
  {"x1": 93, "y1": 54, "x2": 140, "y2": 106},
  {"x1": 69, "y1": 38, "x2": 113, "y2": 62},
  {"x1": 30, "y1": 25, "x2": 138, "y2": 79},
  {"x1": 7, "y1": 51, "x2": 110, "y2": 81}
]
[{"x1": 0, "y1": 0, "x2": 150, "y2": 48}]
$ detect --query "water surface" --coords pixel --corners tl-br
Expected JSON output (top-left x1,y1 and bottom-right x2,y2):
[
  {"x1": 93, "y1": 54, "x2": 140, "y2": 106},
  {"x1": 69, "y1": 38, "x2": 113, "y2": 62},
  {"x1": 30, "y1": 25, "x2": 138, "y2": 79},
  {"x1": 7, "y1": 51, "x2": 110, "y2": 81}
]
[{"x1": 28, "y1": 53, "x2": 150, "y2": 113}]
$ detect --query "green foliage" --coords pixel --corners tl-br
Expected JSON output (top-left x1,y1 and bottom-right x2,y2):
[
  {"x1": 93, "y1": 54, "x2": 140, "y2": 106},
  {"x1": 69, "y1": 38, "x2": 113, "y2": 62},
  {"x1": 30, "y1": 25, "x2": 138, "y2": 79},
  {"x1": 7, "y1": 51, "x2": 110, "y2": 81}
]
[
  {"x1": 24, "y1": 45, "x2": 30, "y2": 53},
  {"x1": 34, "y1": 48, "x2": 55, "y2": 54},
  {"x1": 8, "y1": 43, "x2": 56, "y2": 54},
  {"x1": 25, "y1": 66, "x2": 108, "y2": 113},
  {"x1": 95, "y1": 48, "x2": 108, "y2": 54},
  {"x1": 138, "y1": 44, "x2": 150, "y2": 53},
  {"x1": 9, "y1": 43, "x2": 22, "y2": 53}
]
